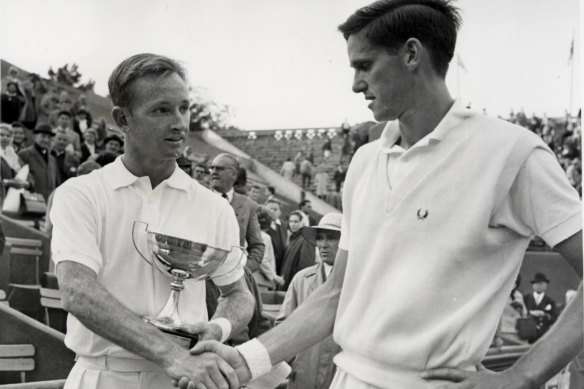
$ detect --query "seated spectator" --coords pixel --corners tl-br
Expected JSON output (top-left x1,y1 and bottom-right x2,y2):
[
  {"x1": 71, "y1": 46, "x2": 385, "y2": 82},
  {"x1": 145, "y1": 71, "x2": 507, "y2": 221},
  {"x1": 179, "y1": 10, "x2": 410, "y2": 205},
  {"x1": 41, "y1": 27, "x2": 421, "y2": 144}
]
[
  {"x1": 248, "y1": 184, "x2": 263, "y2": 203},
  {"x1": 102, "y1": 134, "x2": 124, "y2": 155},
  {"x1": 55, "y1": 110, "x2": 81, "y2": 157},
  {"x1": 80, "y1": 128, "x2": 98, "y2": 163},
  {"x1": 193, "y1": 162, "x2": 210, "y2": 187},
  {"x1": 253, "y1": 205, "x2": 284, "y2": 291},
  {"x1": 276, "y1": 212, "x2": 342, "y2": 389},
  {"x1": 266, "y1": 186, "x2": 276, "y2": 203},
  {"x1": 10, "y1": 121, "x2": 29, "y2": 152},
  {"x1": 51, "y1": 130, "x2": 80, "y2": 182},
  {"x1": 493, "y1": 275, "x2": 528, "y2": 347},
  {"x1": 73, "y1": 109, "x2": 93, "y2": 135},
  {"x1": 280, "y1": 210, "x2": 315, "y2": 290},
  {"x1": 1, "y1": 81, "x2": 25, "y2": 123},
  {"x1": 18, "y1": 124, "x2": 60, "y2": 201},
  {"x1": 0, "y1": 123, "x2": 33, "y2": 204}
]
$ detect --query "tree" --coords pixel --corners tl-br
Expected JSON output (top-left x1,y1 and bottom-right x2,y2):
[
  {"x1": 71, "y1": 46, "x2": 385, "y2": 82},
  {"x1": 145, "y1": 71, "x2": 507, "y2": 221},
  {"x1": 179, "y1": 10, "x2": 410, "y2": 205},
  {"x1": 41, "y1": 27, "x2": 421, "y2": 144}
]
[{"x1": 188, "y1": 86, "x2": 233, "y2": 132}]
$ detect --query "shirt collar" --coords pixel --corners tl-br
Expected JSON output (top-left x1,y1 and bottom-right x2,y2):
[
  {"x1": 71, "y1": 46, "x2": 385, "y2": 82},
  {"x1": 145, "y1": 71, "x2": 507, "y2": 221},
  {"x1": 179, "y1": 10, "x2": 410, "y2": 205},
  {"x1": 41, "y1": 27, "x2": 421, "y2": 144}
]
[
  {"x1": 379, "y1": 100, "x2": 471, "y2": 153},
  {"x1": 106, "y1": 156, "x2": 191, "y2": 191},
  {"x1": 213, "y1": 187, "x2": 234, "y2": 202}
]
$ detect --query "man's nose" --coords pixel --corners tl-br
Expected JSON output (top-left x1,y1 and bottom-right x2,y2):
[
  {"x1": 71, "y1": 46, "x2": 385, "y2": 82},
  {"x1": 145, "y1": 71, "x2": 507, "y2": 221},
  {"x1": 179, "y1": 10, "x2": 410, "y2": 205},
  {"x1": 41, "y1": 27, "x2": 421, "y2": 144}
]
[{"x1": 352, "y1": 73, "x2": 366, "y2": 94}]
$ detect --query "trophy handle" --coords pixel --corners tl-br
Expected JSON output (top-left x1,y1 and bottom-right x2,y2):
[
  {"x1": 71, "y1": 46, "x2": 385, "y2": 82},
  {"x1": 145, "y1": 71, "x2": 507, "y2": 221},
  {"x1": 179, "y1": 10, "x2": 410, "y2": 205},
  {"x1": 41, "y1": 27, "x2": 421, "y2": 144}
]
[
  {"x1": 132, "y1": 221, "x2": 154, "y2": 266},
  {"x1": 209, "y1": 246, "x2": 247, "y2": 280}
]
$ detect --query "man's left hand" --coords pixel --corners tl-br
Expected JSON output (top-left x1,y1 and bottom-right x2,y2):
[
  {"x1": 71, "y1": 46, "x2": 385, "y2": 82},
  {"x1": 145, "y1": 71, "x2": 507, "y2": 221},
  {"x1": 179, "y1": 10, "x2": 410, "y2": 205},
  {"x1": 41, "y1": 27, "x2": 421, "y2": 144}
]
[
  {"x1": 421, "y1": 365, "x2": 532, "y2": 389},
  {"x1": 184, "y1": 322, "x2": 222, "y2": 342}
]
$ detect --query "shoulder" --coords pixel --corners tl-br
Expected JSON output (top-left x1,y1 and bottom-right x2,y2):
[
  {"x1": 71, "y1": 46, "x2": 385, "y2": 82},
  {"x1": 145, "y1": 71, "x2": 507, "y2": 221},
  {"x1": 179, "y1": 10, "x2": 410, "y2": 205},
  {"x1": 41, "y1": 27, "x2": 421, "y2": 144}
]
[
  {"x1": 295, "y1": 264, "x2": 318, "y2": 279},
  {"x1": 233, "y1": 192, "x2": 257, "y2": 209}
]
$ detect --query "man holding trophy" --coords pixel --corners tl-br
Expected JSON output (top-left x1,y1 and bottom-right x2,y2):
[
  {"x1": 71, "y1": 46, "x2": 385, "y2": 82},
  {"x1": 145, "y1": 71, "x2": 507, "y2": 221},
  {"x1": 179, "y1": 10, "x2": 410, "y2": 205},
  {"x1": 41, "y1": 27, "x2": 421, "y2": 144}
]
[{"x1": 50, "y1": 53, "x2": 254, "y2": 389}]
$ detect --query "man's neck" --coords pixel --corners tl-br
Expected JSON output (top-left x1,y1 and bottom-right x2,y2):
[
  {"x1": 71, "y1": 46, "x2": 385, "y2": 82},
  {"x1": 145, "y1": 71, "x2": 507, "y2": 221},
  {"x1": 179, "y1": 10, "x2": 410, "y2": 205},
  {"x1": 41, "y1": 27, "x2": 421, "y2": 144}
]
[
  {"x1": 397, "y1": 81, "x2": 454, "y2": 149},
  {"x1": 121, "y1": 154, "x2": 175, "y2": 189}
]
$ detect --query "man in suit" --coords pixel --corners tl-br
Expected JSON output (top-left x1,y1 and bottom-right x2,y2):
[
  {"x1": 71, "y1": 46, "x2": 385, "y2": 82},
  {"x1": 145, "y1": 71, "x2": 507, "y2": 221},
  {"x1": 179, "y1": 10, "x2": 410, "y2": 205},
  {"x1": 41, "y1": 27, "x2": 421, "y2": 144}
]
[
  {"x1": 18, "y1": 124, "x2": 60, "y2": 201},
  {"x1": 51, "y1": 130, "x2": 80, "y2": 182},
  {"x1": 266, "y1": 199, "x2": 288, "y2": 274},
  {"x1": 524, "y1": 272, "x2": 557, "y2": 342},
  {"x1": 210, "y1": 153, "x2": 265, "y2": 272}
]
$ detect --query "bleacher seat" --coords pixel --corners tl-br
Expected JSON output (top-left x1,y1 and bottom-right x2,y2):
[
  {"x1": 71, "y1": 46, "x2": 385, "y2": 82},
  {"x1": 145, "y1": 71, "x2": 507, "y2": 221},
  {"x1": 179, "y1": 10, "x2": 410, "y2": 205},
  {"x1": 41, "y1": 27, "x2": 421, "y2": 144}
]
[{"x1": 0, "y1": 344, "x2": 35, "y2": 383}]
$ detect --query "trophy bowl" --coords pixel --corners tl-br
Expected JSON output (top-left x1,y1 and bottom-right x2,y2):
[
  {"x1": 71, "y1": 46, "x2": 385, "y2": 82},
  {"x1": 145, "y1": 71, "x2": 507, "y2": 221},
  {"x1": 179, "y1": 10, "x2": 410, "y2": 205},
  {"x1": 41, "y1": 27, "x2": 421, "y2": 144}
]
[{"x1": 132, "y1": 221, "x2": 244, "y2": 348}]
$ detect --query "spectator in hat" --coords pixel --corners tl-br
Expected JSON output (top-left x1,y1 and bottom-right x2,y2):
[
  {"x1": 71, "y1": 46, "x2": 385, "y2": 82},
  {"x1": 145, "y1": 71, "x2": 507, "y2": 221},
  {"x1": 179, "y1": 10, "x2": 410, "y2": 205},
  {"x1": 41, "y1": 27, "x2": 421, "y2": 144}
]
[
  {"x1": 18, "y1": 124, "x2": 60, "y2": 201},
  {"x1": 275, "y1": 212, "x2": 343, "y2": 389},
  {"x1": 103, "y1": 134, "x2": 124, "y2": 156},
  {"x1": 524, "y1": 272, "x2": 557, "y2": 342}
]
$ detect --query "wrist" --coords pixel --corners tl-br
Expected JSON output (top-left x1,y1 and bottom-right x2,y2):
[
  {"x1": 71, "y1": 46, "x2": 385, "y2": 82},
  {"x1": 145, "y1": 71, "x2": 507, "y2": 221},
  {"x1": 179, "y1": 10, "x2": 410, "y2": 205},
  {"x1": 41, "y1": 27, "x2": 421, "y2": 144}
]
[
  {"x1": 209, "y1": 318, "x2": 232, "y2": 343},
  {"x1": 235, "y1": 338, "x2": 272, "y2": 380}
]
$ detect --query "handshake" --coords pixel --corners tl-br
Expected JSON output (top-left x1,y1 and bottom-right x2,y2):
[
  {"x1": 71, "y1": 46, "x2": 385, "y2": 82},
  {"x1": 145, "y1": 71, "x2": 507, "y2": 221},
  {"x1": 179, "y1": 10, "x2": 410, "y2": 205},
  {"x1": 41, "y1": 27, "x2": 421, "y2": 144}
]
[{"x1": 166, "y1": 323, "x2": 289, "y2": 389}]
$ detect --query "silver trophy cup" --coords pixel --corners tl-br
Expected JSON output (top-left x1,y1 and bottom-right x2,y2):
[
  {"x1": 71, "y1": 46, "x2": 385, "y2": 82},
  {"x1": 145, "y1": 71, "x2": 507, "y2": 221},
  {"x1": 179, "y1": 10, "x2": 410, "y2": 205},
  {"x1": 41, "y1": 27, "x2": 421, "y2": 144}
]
[{"x1": 132, "y1": 221, "x2": 244, "y2": 348}]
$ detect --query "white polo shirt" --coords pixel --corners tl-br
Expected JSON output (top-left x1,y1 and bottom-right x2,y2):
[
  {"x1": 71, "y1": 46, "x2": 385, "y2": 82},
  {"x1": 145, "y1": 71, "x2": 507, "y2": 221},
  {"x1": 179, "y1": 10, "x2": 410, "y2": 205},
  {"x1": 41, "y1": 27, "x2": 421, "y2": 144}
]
[
  {"x1": 51, "y1": 157, "x2": 243, "y2": 358},
  {"x1": 334, "y1": 103, "x2": 582, "y2": 387}
]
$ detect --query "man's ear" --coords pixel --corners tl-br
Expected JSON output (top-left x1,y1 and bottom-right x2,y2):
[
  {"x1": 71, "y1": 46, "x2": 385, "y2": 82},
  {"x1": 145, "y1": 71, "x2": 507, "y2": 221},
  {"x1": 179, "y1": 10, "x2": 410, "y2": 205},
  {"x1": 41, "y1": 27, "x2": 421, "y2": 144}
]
[
  {"x1": 402, "y1": 38, "x2": 423, "y2": 70},
  {"x1": 112, "y1": 106, "x2": 130, "y2": 133}
]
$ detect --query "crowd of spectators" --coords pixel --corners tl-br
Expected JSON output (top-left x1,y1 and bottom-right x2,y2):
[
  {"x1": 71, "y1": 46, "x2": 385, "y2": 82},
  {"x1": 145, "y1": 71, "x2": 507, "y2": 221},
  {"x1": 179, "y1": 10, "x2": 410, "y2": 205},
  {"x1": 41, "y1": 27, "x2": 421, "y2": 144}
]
[
  {"x1": 1, "y1": 66, "x2": 123, "y2": 207},
  {"x1": 505, "y1": 109, "x2": 582, "y2": 195}
]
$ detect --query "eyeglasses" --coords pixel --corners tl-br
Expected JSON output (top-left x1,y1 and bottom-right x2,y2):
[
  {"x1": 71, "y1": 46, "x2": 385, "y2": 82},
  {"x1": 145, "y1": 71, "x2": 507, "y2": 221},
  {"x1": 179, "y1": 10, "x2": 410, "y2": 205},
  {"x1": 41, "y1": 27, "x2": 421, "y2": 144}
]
[{"x1": 209, "y1": 165, "x2": 236, "y2": 172}]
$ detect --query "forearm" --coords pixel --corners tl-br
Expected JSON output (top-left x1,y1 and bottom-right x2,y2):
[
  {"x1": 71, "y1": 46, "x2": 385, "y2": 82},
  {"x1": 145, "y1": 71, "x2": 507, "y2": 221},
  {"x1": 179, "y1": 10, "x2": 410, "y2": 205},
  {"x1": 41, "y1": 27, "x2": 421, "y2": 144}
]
[
  {"x1": 214, "y1": 278, "x2": 255, "y2": 339},
  {"x1": 259, "y1": 278, "x2": 340, "y2": 365},
  {"x1": 58, "y1": 262, "x2": 187, "y2": 369},
  {"x1": 511, "y1": 283, "x2": 583, "y2": 386}
]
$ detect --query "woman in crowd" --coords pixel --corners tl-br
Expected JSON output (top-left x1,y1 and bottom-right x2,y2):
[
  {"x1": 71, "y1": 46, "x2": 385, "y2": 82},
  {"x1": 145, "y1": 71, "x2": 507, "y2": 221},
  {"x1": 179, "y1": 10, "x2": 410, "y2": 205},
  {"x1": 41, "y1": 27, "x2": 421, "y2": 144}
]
[
  {"x1": 253, "y1": 205, "x2": 284, "y2": 291},
  {"x1": 280, "y1": 210, "x2": 315, "y2": 290},
  {"x1": 10, "y1": 123, "x2": 27, "y2": 152},
  {"x1": 493, "y1": 275, "x2": 528, "y2": 347},
  {"x1": 0, "y1": 123, "x2": 33, "y2": 204}
]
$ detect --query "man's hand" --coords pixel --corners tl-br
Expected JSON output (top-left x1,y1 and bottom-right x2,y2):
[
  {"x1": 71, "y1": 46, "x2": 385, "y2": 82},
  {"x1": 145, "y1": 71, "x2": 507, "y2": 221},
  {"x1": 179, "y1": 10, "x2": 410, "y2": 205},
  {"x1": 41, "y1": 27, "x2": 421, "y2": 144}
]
[
  {"x1": 421, "y1": 365, "x2": 533, "y2": 389},
  {"x1": 167, "y1": 352, "x2": 240, "y2": 389},
  {"x1": 191, "y1": 340, "x2": 252, "y2": 385},
  {"x1": 184, "y1": 322, "x2": 223, "y2": 342}
]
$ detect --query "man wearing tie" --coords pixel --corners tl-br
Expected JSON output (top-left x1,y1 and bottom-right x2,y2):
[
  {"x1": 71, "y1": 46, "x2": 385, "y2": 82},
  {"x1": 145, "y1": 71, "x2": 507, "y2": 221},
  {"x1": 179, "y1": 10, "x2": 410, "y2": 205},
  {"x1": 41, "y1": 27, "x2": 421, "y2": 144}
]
[
  {"x1": 524, "y1": 272, "x2": 557, "y2": 342},
  {"x1": 209, "y1": 153, "x2": 265, "y2": 272}
]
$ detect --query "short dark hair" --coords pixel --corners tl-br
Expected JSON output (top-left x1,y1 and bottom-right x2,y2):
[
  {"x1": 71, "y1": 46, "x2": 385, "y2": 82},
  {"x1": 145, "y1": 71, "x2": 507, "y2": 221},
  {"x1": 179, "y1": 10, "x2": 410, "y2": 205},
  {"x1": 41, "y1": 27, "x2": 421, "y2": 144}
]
[
  {"x1": 299, "y1": 199, "x2": 311, "y2": 208},
  {"x1": 267, "y1": 186, "x2": 276, "y2": 195},
  {"x1": 256, "y1": 205, "x2": 273, "y2": 230},
  {"x1": 58, "y1": 110, "x2": 72, "y2": 118},
  {"x1": 266, "y1": 199, "x2": 281, "y2": 207},
  {"x1": 108, "y1": 53, "x2": 187, "y2": 107},
  {"x1": 338, "y1": 0, "x2": 461, "y2": 77},
  {"x1": 11, "y1": 121, "x2": 23, "y2": 128}
]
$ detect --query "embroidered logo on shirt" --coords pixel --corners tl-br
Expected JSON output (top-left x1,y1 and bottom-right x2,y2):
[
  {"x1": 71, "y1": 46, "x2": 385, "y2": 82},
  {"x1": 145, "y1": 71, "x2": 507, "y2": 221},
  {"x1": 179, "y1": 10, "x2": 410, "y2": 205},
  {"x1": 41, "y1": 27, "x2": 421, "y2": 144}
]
[{"x1": 417, "y1": 208, "x2": 429, "y2": 220}]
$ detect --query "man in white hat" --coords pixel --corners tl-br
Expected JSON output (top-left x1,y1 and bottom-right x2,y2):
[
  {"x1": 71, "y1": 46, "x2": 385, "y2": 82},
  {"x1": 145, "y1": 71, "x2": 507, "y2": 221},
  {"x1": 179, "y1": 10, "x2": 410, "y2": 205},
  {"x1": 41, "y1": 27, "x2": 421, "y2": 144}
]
[{"x1": 275, "y1": 213, "x2": 342, "y2": 389}]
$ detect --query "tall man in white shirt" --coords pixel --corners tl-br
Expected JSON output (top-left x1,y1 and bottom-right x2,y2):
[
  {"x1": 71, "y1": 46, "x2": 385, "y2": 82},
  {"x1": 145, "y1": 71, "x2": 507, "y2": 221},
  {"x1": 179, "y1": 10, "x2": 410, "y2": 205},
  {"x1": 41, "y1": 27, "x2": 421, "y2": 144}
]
[
  {"x1": 188, "y1": 1, "x2": 583, "y2": 388},
  {"x1": 50, "y1": 53, "x2": 254, "y2": 389}
]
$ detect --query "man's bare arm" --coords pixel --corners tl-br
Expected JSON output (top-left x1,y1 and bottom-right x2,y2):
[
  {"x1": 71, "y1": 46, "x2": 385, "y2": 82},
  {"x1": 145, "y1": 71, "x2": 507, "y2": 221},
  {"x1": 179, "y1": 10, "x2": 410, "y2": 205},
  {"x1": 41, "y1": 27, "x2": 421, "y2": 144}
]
[
  {"x1": 195, "y1": 277, "x2": 254, "y2": 341},
  {"x1": 57, "y1": 260, "x2": 239, "y2": 388},
  {"x1": 423, "y1": 231, "x2": 583, "y2": 388}
]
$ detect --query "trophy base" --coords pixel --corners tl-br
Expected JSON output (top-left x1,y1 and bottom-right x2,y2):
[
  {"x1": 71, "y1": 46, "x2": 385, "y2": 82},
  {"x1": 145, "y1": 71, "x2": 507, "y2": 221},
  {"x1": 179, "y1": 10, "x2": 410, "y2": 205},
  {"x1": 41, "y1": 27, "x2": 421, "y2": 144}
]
[{"x1": 145, "y1": 318, "x2": 198, "y2": 349}]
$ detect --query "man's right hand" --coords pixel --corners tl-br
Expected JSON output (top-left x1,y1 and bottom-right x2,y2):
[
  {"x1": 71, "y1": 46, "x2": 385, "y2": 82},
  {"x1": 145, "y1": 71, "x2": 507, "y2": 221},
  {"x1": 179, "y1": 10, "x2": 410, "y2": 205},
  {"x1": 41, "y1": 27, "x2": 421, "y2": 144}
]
[
  {"x1": 166, "y1": 351, "x2": 240, "y2": 389},
  {"x1": 190, "y1": 340, "x2": 252, "y2": 385}
]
